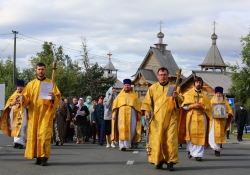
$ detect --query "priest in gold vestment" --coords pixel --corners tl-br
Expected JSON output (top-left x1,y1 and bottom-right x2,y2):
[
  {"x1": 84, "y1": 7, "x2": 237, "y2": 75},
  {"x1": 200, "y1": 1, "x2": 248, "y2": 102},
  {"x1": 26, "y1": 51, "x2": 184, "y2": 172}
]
[
  {"x1": 180, "y1": 76, "x2": 212, "y2": 161},
  {"x1": 209, "y1": 86, "x2": 234, "y2": 156},
  {"x1": 111, "y1": 79, "x2": 141, "y2": 151},
  {"x1": 1, "y1": 80, "x2": 27, "y2": 149},
  {"x1": 141, "y1": 67, "x2": 183, "y2": 171},
  {"x1": 21, "y1": 63, "x2": 61, "y2": 166}
]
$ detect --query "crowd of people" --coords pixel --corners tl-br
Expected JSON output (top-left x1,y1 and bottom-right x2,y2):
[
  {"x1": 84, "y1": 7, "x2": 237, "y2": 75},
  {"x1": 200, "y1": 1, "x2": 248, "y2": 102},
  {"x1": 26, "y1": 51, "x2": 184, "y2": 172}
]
[{"x1": 0, "y1": 63, "x2": 249, "y2": 171}]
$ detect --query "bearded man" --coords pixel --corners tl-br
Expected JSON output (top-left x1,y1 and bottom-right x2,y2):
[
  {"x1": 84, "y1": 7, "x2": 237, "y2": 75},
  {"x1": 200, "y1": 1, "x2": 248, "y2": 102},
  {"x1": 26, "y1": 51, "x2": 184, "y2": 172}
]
[
  {"x1": 180, "y1": 76, "x2": 212, "y2": 161},
  {"x1": 209, "y1": 86, "x2": 234, "y2": 156}
]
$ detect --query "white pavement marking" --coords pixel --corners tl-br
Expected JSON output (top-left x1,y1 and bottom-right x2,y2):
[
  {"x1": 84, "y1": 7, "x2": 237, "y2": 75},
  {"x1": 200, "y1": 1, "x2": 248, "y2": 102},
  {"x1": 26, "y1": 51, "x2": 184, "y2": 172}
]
[
  {"x1": 133, "y1": 151, "x2": 139, "y2": 153},
  {"x1": 141, "y1": 140, "x2": 145, "y2": 142},
  {"x1": 6, "y1": 145, "x2": 13, "y2": 147},
  {"x1": 126, "y1": 160, "x2": 134, "y2": 165}
]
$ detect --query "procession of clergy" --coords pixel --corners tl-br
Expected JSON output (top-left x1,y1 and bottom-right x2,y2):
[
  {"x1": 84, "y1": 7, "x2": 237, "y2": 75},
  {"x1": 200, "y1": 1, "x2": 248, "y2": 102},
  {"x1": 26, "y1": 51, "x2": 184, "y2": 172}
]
[{"x1": 0, "y1": 63, "x2": 234, "y2": 171}]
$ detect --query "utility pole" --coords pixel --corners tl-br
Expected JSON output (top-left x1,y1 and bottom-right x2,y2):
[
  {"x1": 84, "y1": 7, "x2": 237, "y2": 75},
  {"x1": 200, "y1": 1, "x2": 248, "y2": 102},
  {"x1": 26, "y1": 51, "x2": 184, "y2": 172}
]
[{"x1": 12, "y1": 30, "x2": 18, "y2": 85}]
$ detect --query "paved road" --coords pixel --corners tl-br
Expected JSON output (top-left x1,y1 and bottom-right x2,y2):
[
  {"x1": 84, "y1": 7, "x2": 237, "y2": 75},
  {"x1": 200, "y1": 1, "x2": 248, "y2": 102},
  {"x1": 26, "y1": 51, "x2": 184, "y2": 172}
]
[{"x1": 0, "y1": 131, "x2": 250, "y2": 175}]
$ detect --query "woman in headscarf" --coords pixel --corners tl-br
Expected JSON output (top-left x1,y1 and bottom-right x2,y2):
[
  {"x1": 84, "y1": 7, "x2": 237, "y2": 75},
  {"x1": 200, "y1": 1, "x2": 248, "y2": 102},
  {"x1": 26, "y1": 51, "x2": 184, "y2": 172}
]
[{"x1": 104, "y1": 87, "x2": 117, "y2": 148}]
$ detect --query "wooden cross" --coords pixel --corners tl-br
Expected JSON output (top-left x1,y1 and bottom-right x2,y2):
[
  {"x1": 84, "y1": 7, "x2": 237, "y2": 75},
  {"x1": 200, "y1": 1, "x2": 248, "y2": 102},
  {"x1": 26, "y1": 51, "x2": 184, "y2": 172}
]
[
  {"x1": 51, "y1": 62, "x2": 57, "y2": 83},
  {"x1": 212, "y1": 21, "x2": 217, "y2": 33},
  {"x1": 194, "y1": 92, "x2": 203, "y2": 103},
  {"x1": 159, "y1": 20, "x2": 164, "y2": 32},
  {"x1": 107, "y1": 52, "x2": 112, "y2": 61}
]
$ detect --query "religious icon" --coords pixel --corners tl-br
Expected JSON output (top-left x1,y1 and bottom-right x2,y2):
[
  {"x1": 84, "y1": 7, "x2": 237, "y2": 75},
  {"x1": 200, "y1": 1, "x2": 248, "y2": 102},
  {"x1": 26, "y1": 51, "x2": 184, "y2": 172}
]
[
  {"x1": 16, "y1": 95, "x2": 20, "y2": 103},
  {"x1": 212, "y1": 104, "x2": 226, "y2": 118}
]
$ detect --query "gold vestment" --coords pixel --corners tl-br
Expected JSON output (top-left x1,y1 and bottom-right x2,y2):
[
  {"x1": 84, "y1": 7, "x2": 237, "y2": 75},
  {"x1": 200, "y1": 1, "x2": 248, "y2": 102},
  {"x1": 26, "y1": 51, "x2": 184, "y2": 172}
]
[
  {"x1": 22, "y1": 78, "x2": 61, "y2": 159},
  {"x1": 141, "y1": 82, "x2": 183, "y2": 165},
  {"x1": 111, "y1": 88, "x2": 141, "y2": 143},
  {"x1": 179, "y1": 87, "x2": 212, "y2": 147},
  {"x1": 210, "y1": 96, "x2": 234, "y2": 143},
  {"x1": 1, "y1": 90, "x2": 26, "y2": 137}
]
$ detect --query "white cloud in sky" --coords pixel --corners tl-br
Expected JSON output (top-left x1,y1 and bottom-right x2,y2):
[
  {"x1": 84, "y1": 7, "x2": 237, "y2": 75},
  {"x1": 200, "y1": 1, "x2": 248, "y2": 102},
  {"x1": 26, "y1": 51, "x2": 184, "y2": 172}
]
[{"x1": 0, "y1": 0, "x2": 250, "y2": 82}]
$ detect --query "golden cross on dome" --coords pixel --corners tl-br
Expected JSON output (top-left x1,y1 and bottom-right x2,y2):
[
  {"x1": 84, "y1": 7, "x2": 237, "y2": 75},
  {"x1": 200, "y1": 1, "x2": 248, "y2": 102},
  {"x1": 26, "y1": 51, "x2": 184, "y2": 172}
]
[{"x1": 107, "y1": 52, "x2": 112, "y2": 61}]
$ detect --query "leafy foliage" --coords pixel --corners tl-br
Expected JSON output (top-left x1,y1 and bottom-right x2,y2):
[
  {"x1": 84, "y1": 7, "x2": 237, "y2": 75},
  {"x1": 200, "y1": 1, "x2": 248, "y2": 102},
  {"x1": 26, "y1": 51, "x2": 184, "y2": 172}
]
[
  {"x1": 0, "y1": 39, "x2": 116, "y2": 103},
  {"x1": 228, "y1": 28, "x2": 250, "y2": 109},
  {"x1": 0, "y1": 57, "x2": 17, "y2": 103}
]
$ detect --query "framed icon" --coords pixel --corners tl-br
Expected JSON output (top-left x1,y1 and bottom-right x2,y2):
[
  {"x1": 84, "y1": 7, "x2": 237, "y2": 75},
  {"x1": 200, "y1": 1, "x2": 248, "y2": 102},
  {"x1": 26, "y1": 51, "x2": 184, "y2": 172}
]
[{"x1": 212, "y1": 104, "x2": 226, "y2": 118}]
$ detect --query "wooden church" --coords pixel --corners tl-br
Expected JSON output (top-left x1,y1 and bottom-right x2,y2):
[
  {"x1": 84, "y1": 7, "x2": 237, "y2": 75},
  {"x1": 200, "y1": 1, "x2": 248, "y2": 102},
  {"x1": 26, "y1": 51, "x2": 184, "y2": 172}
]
[
  {"x1": 180, "y1": 27, "x2": 233, "y2": 99},
  {"x1": 132, "y1": 27, "x2": 185, "y2": 101}
]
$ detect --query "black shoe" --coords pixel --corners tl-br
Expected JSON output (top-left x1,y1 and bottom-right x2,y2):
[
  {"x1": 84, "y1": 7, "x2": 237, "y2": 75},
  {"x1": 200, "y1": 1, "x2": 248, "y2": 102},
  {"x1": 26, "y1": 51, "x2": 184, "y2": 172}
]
[
  {"x1": 178, "y1": 144, "x2": 182, "y2": 149},
  {"x1": 220, "y1": 144, "x2": 223, "y2": 149},
  {"x1": 121, "y1": 147, "x2": 126, "y2": 151},
  {"x1": 188, "y1": 151, "x2": 192, "y2": 158},
  {"x1": 18, "y1": 144, "x2": 24, "y2": 149},
  {"x1": 100, "y1": 142, "x2": 103, "y2": 146},
  {"x1": 215, "y1": 150, "x2": 220, "y2": 156},
  {"x1": 35, "y1": 158, "x2": 41, "y2": 165},
  {"x1": 14, "y1": 143, "x2": 19, "y2": 148},
  {"x1": 41, "y1": 157, "x2": 48, "y2": 166},
  {"x1": 155, "y1": 162, "x2": 163, "y2": 169},
  {"x1": 55, "y1": 142, "x2": 59, "y2": 146},
  {"x1": 195, "y1": 157, "x2": 202, "y2": 161},
  {"x1": 167, "y1": 162, "x2": 174, "y2": 171}
]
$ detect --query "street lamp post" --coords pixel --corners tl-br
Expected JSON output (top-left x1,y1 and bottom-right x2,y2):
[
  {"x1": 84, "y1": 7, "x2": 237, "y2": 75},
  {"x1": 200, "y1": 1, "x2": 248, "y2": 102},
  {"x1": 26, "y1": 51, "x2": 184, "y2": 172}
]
[{"x1": 12, "y1": 30, "x2": 18, "y2": 85}]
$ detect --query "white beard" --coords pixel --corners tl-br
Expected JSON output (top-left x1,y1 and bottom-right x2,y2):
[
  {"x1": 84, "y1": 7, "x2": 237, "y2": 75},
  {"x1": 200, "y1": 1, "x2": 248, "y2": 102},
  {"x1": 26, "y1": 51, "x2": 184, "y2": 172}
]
[{"x1": 215, "y1": 97, "x2": 223, "y2": 103}]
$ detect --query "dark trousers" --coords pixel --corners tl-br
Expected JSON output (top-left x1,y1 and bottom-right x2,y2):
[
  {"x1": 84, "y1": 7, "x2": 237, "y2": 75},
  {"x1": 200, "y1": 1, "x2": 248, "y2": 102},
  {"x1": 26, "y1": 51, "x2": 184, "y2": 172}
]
[
  {"x1": 237, "y1": 124, "x2": 244, "y2": 140},
  {"x1": 96, "y1": 124, "x2": 105, "y2": 144},
  {"x1": 92, "y1": 123, "x2": 97, "y2": 141},
  {"x1": 66, "y1": 121, "x2": 74, "y2": 141},
  {"x1": 86, "y1": 121, "x2": 91, "y2": 138}
]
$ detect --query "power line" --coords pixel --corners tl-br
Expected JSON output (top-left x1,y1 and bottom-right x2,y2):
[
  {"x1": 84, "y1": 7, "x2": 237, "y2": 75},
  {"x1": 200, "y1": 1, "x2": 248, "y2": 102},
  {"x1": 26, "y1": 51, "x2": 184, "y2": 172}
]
[
  {"x1": 0, "y1": 38, "x2": 14, "y2": 56},
  {"x1": 17, "y1": 33, "x2": 142, "y2": 64},
  {"x1": 0, "y1": 33, "x2": 13, "y2": 35},
  {"x1": 2, "y1": 32, "x2": 144, "y2": 65}
]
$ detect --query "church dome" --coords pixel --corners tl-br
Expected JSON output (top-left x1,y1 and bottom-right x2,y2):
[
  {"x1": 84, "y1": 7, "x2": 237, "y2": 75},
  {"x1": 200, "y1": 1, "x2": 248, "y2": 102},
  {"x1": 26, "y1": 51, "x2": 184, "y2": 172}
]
[
  {"x1": 157, "y1": 32, "x2": 164, "y2": 38},
  {"x1": 211, "y1": 33, "x2": 218, "y2": 40}
]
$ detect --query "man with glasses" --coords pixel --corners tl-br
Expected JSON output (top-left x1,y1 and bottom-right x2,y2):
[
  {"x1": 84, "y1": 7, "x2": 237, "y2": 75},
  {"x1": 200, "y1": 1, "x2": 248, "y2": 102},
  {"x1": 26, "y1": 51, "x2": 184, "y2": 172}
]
[{"x1": 141, "y1": 67, "x2": 183, "y2": 171}]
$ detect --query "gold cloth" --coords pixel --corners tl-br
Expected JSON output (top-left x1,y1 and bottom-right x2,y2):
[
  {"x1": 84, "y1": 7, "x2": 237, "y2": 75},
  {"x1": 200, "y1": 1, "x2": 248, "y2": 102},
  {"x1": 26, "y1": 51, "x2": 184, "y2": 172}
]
[
  {"x1": 1, "y1": 90, "x2": 26, "y2": 137},
  {"x1": 210, "y1": 96, "x2": 234, "y2": 143},
  {"x1": 111, "y1": 88, "x2": 141, "y2": 143},
  {"x1": 22, "y1": 78, "x2": 61, "y2": 159},
  {"x1": 179, "y1": 87, "x2": 212, "y2": 148},
  {"x1": 141, "y1": 82, "x2": 183, "y2": 165}
]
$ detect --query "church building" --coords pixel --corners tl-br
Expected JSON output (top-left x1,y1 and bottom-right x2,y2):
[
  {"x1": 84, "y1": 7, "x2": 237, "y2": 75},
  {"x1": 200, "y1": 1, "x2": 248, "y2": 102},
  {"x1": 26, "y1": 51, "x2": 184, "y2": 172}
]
[
  {"x1": 180, "y1": 25, "x2": 233, "y2": 99},
  {"x1": 132, "y1": 26, "x2": 184, "y2": 101}
]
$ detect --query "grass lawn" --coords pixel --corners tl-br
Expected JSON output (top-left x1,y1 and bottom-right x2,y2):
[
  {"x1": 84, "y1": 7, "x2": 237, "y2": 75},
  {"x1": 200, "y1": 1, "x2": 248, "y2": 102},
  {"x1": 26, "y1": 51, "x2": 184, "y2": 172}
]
[{"x1": 230, "y1": 125, "x2": 250, "y2": 139}]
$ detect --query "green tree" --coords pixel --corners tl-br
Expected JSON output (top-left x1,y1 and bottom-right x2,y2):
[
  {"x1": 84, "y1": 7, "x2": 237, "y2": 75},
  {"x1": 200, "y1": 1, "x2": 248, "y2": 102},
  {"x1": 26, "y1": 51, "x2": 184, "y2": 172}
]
[
  {"x1": 78, "y1": 38, "x2": 116, "y2": 98},
  {"x1": 0, "y1": 57, "x2": 19, "y2": 103},
  {"x1": 228, "y1": 28, "x2": 250, "y2": 109},
  {"x1": 27, "y1": 42, "x2": 81, "y2": 97}
]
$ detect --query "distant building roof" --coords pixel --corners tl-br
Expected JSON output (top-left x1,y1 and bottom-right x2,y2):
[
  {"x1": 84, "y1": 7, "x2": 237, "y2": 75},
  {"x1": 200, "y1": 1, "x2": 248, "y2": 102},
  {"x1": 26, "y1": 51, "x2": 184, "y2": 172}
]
[
  {"x1": 139, "y1": 69, "x2": 158, "y2": 84},
  {"x1": 180, "y1": 71, "x2": 233, "y2": 94},
  {"x1": 199, "y1": 32, "x2": 227, "y2": 71},
  {"x1": 104, "y1": 59, "x2": 118, "y2": 71},
  {"x1": 113, "y1": 79, "x2": 123, "y2": 89}
]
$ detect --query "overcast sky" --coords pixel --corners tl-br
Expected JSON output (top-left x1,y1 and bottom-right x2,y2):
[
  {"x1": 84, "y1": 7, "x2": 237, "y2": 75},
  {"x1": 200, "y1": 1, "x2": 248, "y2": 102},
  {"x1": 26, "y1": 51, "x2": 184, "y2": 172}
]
[{"x1": 1, "y1": 0, "x2": 250, "y2": 81}]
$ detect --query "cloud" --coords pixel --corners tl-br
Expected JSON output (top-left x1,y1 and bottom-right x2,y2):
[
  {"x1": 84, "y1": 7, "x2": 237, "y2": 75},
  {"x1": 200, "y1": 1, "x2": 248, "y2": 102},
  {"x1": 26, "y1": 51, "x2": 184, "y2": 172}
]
[{"x1": 1, "y1": 0, "x2": 250, "y2": 82}]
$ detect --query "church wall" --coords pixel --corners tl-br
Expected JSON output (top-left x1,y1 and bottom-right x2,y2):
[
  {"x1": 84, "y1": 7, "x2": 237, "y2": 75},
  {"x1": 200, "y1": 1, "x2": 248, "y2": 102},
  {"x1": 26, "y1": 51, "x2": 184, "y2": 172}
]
[
  {"x1": 141, "y1": 54, "x2": 160, "y2": 75},
  {"x1": 133, "y1": 74, "x2": 150, "y2": 102}
]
